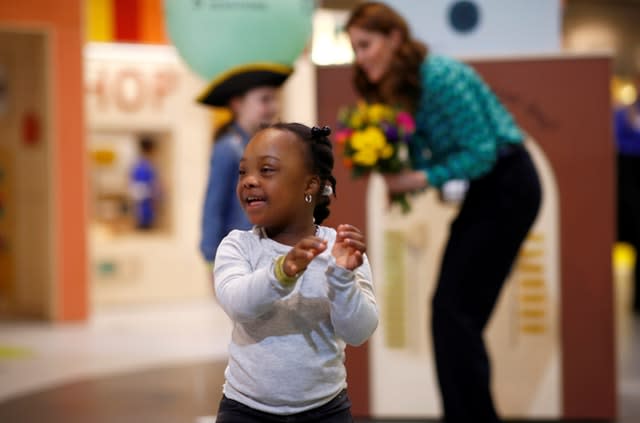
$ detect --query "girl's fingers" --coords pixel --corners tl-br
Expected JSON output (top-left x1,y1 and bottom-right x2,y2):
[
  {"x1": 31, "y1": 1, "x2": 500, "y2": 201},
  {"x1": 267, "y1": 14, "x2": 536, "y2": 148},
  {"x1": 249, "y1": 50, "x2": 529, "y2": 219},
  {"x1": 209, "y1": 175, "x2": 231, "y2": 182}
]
[
  {"x1": 337, "y1": 233, "x2": 366, "y2": 253},
  {"x1": 286, "y1": 237, "x2": 328, "y2": 272},
  {"x1": 337, "y1": 224, "x2": 361, "y2": 234},
  {"x1": 298, "y1": 236, "x2": 327, "y2": 251},
  {"x1": 290, "y1": 249, "x2": 313, "y2": 264},
  {"x1": 345, "y1": 239, "x2": 366, "y2": 253},
  {"x1": 338, "y1": 227, "x2": 363, "y2": 236},
  {"x1": 339, "y1": 232, "x2": 365, "y2": 245}
]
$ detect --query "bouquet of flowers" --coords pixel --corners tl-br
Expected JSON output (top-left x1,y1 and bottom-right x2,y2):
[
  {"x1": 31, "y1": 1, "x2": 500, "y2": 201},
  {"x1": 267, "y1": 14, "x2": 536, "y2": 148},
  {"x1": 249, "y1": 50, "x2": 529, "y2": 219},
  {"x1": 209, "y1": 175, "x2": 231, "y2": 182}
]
[{"x1": 335, "y1": 102, "x2": 416, "y2": 213}]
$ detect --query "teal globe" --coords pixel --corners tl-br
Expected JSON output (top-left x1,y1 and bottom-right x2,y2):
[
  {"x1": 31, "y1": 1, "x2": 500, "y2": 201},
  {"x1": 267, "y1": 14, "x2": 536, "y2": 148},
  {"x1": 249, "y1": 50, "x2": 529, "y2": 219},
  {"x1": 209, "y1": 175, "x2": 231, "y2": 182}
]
[{"x1": 164, "y1": 0, "x2": 315, "y2": 80}]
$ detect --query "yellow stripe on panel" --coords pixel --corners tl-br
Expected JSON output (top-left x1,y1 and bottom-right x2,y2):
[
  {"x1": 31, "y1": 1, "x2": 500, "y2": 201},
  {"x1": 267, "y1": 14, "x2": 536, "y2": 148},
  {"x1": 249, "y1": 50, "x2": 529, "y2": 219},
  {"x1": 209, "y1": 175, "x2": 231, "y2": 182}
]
[
  {"x1": 526, "y1": 232, "x2": 545, "y2": 243},
  {"x1": 517, "y1": 262, "x2": 544, "y2": 273},
  {"x1": 86, "y1": 0, "x2": 114, "y2": 42},
  {"x1": 521, "y1": 294, "x2": 546, "y2": 303},
  {"x1": 520, "y1": 309, "x2": 545, "y2": 318},
  {"x1": 521, "y1": 278, "x2": 545, "y2": 288},
  {"x1": 519, "y1": 248, "x2": 544, "y2": 258},
  {"x1": 515, "y1": 231, "x2": 549, "y2": 335},
  {"x1": 384, "y1": 230, "x2": 406, "y2": 348},
  {"x1": 521, "y1": 324, "x2": 546, "y2": 334}
]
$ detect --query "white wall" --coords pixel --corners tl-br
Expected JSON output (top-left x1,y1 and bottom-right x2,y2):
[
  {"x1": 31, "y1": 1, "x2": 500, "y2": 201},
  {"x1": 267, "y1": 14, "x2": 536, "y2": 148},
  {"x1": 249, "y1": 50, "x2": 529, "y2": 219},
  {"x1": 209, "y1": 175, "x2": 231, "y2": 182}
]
[
  {"x1": 85, "y1": 44, "x2": 317, "y2": 308},
  {"x1": 85, "y1": 43, "x2": 213, "y2": 307},
  {"x1": 281, "y1": 54, "x2": 317, "y2": 127},
  {"x1": 367, "y1": 139, "x2": 562, "y2": 418},
  {"x1": 385, "y1": 0, "x2": 561, "y2": 58}
]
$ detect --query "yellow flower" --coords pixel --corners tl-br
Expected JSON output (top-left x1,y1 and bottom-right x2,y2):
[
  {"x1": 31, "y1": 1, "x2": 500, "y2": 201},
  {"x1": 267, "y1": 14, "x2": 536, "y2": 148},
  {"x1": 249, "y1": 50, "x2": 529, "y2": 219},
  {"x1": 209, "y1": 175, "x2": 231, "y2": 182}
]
[
  {"x1": 348, "y1": 101, "x2": 369, "y2": 128},
  {"x1": 356, "y1": 100, "x2": 368, "y2": 113},
  {"x1": 349, "y1": 111, "x2": 364, "y2": 128},
  {"x1": 367, "y1": 103, "x2": 392, "y2": 124},
  {"x1": 350, "y1": 127, "x2": 386, "y2": 151},
  {"x1": 381, "y1": 144, "x2": 394, "y2": 159},
  {"x1": 353, "y1": 149, "x2": 378, "y2": 166}
]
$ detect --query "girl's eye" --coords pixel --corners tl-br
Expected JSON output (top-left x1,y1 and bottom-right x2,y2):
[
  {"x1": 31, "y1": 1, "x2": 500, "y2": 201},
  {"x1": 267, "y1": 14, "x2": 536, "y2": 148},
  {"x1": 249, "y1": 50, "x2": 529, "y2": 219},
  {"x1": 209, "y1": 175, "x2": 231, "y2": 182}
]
[
  {"x1": 261, "y1": 167, "x2": 275, "y2": 174},
  {"x1": 238, "y1": 169, "x2": 246, "y2": 176}
]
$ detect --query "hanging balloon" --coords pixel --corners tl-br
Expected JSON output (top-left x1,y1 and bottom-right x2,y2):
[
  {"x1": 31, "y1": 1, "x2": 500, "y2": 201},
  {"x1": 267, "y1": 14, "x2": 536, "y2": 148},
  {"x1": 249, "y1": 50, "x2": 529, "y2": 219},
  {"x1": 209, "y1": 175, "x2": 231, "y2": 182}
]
[{"x1": 164, "y1": 0, "x2": 315, "y2": 82}]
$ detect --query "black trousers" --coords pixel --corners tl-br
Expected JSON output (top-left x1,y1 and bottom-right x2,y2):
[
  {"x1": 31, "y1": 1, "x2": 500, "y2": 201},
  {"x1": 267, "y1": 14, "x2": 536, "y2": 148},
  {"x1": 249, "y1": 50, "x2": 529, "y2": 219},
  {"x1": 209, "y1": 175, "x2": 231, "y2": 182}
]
[
  {"x1": 432, "y1": 144, "x2": 542, "y2": 423},
  {"x1": 617, "y1": 153, "x2": 640, "y2": 312},
  {"x1": 215, "y1": 389, "x2": 352, "y2": 423}
]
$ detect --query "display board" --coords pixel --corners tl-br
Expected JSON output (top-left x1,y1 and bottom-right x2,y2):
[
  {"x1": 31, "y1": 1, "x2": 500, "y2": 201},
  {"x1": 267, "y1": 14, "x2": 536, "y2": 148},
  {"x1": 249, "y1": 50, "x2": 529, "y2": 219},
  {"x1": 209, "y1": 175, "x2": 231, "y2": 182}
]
[{"x1": 317, "y1": 54, "x2": 615, "y2": 419}]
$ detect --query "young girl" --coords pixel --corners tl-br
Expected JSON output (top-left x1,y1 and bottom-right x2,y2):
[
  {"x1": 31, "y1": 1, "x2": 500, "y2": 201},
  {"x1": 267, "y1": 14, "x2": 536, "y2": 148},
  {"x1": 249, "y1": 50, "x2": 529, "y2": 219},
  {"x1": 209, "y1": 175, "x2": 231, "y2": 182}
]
[{"x1": 213, "y1": 123, "x2": 378, "y2": 422}]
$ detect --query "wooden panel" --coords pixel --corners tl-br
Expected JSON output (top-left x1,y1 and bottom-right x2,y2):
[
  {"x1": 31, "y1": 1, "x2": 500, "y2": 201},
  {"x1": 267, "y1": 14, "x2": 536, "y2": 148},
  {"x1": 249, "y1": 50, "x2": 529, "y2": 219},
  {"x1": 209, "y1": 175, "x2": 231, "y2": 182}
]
[
  {"x1": 0, "y1": 0, "x2": 88, "y2": 321},
  {"x1": 317, "y1": 55, "x2": 616, "y2": 419},
  {"x1": 316, "y1": 65, "x2": 372, "y2": 417},
  {"x1": 470, "y1": 55, "x2": 616, "y2": 419}
]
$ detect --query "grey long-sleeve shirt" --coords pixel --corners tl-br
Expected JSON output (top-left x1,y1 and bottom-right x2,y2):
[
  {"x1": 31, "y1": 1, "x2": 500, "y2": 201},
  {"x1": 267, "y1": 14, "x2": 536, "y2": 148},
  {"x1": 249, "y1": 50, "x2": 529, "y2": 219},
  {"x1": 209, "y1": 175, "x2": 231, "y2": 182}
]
[{"x1": 214, "y1": 225, "x2": 378, "y2": 415}]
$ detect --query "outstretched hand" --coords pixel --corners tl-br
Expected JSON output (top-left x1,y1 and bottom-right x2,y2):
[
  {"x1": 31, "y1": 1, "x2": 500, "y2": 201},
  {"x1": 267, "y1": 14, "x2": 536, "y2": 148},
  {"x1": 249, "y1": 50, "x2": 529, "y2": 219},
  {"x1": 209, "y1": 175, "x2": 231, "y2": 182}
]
[
  {"x1": 332, "y1": 224, "x2": 366, "y2": 271},
  {"x1": 283, "y1": 236, "x2": 328, "y2": 277}
]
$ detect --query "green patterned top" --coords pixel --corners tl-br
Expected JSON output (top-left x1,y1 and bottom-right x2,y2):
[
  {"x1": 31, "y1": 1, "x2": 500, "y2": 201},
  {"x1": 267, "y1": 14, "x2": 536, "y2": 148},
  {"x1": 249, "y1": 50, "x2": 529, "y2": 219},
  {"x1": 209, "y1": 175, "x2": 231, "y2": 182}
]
[{"x1": 410, "y1": 55, "x2": 523, "y2": 188}]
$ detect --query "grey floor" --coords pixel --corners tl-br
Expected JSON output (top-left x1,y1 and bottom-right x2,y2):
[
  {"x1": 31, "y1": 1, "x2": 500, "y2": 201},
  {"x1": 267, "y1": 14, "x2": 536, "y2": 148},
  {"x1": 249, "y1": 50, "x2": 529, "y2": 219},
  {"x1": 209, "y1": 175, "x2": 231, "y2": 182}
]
[{"x1": 0, "y1": 282, "x2": 638, "y2": 422}]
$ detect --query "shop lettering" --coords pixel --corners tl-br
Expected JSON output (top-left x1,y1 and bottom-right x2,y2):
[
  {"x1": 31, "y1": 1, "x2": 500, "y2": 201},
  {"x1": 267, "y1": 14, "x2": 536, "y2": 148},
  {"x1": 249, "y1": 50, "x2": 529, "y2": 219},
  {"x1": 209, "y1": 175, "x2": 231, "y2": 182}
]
[{"x1": 86, "y1": 68, "x2": 178, "y2": 113}]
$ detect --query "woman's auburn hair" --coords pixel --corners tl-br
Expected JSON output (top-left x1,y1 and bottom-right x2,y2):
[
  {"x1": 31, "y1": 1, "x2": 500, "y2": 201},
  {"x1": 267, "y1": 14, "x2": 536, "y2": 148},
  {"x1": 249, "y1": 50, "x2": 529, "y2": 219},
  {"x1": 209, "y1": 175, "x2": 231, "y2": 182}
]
[{"x1": 346, "y1": 1, "x2": 428, "y2": 114}]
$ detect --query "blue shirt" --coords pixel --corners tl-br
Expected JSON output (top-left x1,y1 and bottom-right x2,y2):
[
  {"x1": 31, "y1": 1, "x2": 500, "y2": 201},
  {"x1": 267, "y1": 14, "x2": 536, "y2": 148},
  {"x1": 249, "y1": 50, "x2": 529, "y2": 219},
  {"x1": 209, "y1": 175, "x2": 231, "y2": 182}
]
[
  {"x1": 411, "y1": 55, "x2": 523, "y2": 188},
  {"x1": 200, "y1": 123, "x2": 252, "y2": 262},
  {"x1": 130, "y1": 157, "x2": 157, "y2": 227},
  {"x1": 614, "y1": 103, "x2": 640, "y2": 156}
]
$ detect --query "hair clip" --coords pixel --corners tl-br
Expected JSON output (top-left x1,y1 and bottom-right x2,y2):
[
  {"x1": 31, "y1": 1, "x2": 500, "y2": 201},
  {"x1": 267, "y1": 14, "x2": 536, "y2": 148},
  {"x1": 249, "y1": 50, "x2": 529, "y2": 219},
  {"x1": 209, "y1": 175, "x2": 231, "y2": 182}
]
[
  {"x1": 322, "y1": 184, "x2": 333, "y2": 196},
  {"x1": 311, "y1": 125, "x2": 331, "y2": 139}
]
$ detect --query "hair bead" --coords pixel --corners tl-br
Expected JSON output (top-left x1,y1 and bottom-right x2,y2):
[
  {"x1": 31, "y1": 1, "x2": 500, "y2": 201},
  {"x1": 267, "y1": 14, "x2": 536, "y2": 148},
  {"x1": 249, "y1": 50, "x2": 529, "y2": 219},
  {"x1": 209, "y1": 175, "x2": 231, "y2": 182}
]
[{"x1": 311, "y1": 125, "x2": 331, "y2": 139}]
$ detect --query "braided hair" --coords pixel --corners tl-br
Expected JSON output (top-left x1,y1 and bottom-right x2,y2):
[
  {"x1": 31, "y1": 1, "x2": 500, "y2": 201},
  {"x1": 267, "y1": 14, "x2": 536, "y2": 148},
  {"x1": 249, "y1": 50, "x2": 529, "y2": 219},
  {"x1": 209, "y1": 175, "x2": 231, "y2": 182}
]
[{"x1": 270, "y1": 122, "x2": 337, "y2": 224}]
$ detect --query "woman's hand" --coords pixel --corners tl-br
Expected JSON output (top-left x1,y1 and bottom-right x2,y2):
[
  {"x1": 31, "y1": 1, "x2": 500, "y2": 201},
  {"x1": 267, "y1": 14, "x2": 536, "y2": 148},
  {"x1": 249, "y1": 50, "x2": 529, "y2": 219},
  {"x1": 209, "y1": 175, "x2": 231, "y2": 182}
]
[
  {"x1": 283, "y1": 236, "x2": 327, "y2": 276},
  {"x1": 332, "y1": 224, "x2": 366, "y2": 270},
  {"x1": 383, "y1": 169, "x2": 428, "y2": 194}
]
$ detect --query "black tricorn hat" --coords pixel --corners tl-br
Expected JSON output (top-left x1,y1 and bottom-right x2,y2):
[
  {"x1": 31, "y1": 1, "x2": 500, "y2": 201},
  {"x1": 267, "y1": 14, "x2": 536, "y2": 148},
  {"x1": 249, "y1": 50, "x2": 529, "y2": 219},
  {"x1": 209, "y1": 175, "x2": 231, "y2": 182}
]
[{"x1": 197, "y1": 63, "x2": 293, "y2": 107}]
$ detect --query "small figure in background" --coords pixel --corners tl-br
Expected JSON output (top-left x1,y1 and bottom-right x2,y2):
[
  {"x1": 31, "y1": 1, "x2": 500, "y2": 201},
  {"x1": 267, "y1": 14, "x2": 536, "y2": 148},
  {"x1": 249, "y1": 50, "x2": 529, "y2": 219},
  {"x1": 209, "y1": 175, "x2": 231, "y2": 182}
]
[
  {"x1": 198, "y1": 66, "x2": 291, "y2": 268},
  {"x1": 130, "y1": 136, "x2": 160, "y2": 230},
  {"x1": 614, "y1": 74, "x2": 640, "y2": 314}
]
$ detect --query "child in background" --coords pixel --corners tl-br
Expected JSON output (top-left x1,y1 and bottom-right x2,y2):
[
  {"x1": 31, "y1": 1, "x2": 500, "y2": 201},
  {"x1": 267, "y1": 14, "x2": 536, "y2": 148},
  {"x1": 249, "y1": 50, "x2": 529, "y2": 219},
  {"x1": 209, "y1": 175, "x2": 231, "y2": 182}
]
[
  {"x1": 213, "y1": 123, "x2": 378, "y2": 422},
  {"x1": 130, "y1": 136, "x2": 160, "y2": 230},
  {"x1": 199, "y1": 74, "x2": 286, "y2": 267}
]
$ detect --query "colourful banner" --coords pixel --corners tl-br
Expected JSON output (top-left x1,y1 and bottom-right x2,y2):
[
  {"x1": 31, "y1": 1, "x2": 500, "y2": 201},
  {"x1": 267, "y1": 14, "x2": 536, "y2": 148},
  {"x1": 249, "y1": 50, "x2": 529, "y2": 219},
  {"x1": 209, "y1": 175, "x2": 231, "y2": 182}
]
[{"x1": 86, "y1": 0, "x2": 167, "y2": 44}]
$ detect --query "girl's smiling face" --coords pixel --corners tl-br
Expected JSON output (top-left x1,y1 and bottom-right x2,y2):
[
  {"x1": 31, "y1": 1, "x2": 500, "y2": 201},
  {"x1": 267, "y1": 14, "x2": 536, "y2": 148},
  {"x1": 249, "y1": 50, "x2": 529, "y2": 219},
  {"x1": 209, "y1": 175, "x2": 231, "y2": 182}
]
[{"x1": 237, "y1": 128, "x2": 318, "y2": 238}]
